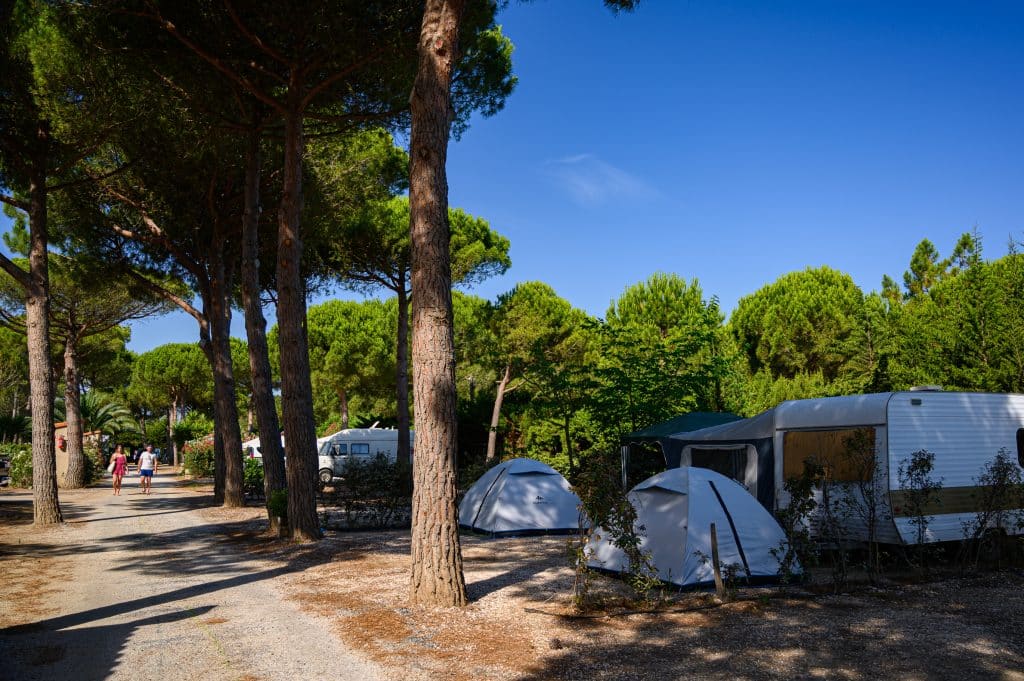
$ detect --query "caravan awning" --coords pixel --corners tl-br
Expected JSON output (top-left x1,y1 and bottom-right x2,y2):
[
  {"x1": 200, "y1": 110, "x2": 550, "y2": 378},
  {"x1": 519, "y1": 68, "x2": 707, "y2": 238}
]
[{"x1": 623, "y1": 412, "x2": 742, "y2": 444}]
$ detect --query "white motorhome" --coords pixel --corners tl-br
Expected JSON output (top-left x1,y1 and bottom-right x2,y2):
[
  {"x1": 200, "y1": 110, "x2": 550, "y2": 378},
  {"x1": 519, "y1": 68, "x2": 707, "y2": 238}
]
[
  {"x1": 668, "y1": 390, "x2": 1024, "y2": 544},
  {"x1": 317, "y1": 428, "x2": 413, "y2": 484}
]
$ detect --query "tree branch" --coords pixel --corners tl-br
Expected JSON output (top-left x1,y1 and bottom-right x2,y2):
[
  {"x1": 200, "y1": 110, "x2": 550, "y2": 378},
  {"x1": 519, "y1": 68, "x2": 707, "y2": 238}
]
[
  {"x1": 124, "y1": 267, "x2": 205, "y2": 328},
  {"x1": 0, "y1": 192, "x2": 29, "y2": 212},
  {"x1": 151, "y1": 8, "x2": 285, "y2": 114},
  {"x1": 223, "y1": 0, "x2": 291, "y2": 67},
  {"x1": 0, "y1": 253, "x2": 31, "y2": 291}
]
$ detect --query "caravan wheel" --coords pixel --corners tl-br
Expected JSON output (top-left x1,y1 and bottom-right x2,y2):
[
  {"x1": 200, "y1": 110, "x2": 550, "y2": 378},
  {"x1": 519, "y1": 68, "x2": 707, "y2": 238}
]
[{"x1": 318, "y1": 469, "x2": 334, "y2": 485}]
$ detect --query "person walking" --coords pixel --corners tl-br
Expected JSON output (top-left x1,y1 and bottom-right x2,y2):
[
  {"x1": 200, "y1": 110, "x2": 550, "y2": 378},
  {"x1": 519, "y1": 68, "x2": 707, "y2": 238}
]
[
  {"x1": 110, "y1": 444, "x2": 129, "y2": 496},
  {"x1": 138, "y1": 444, "x2": 158, "y2": 494}
]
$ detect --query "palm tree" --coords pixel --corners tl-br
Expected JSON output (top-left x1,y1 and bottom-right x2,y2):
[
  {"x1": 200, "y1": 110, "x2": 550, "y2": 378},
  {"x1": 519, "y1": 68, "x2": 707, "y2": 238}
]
[
  {"x1": 55, "y1": 391, "x2": 140, "y2": 439},
  {"x1": 0, "y1": 413, "x2": 31, "y2": 443}
]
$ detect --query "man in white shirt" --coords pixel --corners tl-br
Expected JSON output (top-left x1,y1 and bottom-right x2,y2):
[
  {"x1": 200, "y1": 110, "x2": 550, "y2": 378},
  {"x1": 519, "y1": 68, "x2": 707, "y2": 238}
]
[{"x1": 138, "y1": 444, "x2": 158, "y2": 494}]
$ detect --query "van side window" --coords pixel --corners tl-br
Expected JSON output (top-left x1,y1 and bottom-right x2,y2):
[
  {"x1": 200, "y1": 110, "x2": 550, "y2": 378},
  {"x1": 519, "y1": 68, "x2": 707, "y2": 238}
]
[
  {"x1": 331, "y1": 443, "x2": 347, "y2": 456},
  {"x1": 1017, "y1": 428, "x2": 1024, "y2": 468},
  {"x1": 351, "y1": 443, "x2": 370, "y2": 456},
  {"x1": 783, "y1": 428, "x2": 876, "y2": 482}
]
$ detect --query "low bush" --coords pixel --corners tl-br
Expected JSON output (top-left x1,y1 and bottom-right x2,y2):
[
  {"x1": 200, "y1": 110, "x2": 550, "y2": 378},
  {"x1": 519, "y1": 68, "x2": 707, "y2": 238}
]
[
  {"x1": 324, "y1": 456, "x2": 413, "y2": 529},
  {"x1": 243, "y1": 457, "x2": 264, "y2": 498},
  {"x1": 3, "y1": 443, "x2": 32, "y2": 488},
  {"x1": 181, "y1": 440, "x2": 215, "y2": 477}
]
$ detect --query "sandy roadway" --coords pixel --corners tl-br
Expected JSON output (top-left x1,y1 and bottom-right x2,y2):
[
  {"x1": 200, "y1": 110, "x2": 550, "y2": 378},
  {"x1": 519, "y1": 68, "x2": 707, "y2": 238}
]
[{"x1": 0, "y1": 472, "x2": 383, "y2": 681}]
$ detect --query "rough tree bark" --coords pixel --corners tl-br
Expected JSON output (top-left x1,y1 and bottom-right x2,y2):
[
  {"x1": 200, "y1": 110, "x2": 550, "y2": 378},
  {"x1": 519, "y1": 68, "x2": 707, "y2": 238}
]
[
  {"x1": 408, "y1": 0, "x2": 468, "y2": 608},
  {"x1": 61, "y1": 331, "x2": 87, "y2": 488},
  {"x1": 240, "y1": 123, "x2": 286, "y2": 532},
  {"x1": 395, "y1": 279, "x2": 412, "y2": 465},
  {"x1": 207, "y1": 259, "x2": 245, "y2": 508},
  {"x1": 277, "y1": 98, "x2": 321, "y2": 542},
  {"x1": 26, "y1": 130, "x2": 62, "y2": 525}
]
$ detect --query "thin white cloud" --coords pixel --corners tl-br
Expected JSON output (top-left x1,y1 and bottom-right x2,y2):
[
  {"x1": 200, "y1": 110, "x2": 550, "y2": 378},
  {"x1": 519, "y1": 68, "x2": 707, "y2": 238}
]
[{"x1": 545, "y1": 154, "x2": 658, "y2": 205}]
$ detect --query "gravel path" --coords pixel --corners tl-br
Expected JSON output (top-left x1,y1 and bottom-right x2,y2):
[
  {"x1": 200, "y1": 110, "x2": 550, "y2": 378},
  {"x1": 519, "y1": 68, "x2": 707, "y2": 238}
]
[{"x1": 0, "y1": 473, "x2": 383, "y2": 681}]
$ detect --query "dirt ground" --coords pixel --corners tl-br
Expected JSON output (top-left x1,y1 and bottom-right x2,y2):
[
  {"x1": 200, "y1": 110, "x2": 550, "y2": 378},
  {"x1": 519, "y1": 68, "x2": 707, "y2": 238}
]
[
  {"x1": 217, "y1": 504, "x2": 1024, "y2": 681},
  {"x1": 3, "y1": 478, "x2": 1024, "y2": 680}
]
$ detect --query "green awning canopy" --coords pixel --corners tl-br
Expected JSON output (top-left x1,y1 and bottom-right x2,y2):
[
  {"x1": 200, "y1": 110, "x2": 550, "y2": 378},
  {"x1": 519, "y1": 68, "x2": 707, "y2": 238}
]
[{"x1": 623, "y1": 411, "x2": 742, "y2": 443}]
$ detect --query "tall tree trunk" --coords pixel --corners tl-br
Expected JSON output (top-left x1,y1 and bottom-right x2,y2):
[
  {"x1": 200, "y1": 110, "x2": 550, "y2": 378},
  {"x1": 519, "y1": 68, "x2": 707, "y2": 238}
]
[
  {"x1": 336, "y1": 387, "x2": 349, "y2": 429},
  {"x1": 207, "y1": 261, "x2": 245, "y2": 508},
  {"x1": 213, "y1": 424, "x2": 224, "y2": 503},
  {"x1": 240, "y1": 122, "x2": 286, "y2": 532},
  {"x1": 395, "y1": 281, "x2": 412, "y2": 465},
  {"x1": 277, "y1": 100, "x2": 320, "y2": 541},
  {"x1": 169, "y1": 397, "x2": 178, "y2": 466},
  {"x1": 408, "y1": 0, "x2": 467, "y2": 608},
  {"x1": 62, "y1": 332, "x2": 87, "y2": 488},
  {"x1": 26, "y1": 131, "x2": 62, "y2": 525},
  {"x1": 485, "y1": 363, "x2": 510, "y2": 462}
]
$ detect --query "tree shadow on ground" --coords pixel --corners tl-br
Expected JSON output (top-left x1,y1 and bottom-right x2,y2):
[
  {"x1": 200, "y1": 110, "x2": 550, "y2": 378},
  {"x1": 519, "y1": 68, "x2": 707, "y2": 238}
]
[
  {"x1": 2, "y1": 606, "x2": 216, "y2": 681},
  {"x1": 515, "y1": 574, "x2": 1024, "y2": 681}
]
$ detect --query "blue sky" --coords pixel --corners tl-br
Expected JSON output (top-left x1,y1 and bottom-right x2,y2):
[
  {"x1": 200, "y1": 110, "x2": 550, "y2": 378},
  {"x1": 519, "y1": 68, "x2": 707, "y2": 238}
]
[{"x1": 3, "y1": 0, "x2": 1023, "y2": 353}]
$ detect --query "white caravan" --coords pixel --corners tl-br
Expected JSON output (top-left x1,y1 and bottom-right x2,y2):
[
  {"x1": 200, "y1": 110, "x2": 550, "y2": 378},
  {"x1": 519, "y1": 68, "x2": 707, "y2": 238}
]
[
  {"x1": 317, "y1": 428, "x2": 413, "y2": 484},
  {"x1": 668, "y1": 390, "x2": 1024, "y2": 544}
]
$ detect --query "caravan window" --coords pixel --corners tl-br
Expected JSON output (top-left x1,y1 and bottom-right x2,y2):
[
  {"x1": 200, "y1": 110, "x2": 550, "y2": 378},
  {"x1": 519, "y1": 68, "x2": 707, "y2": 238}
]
[
  {"x1": 330, "y1": 443, "x2": 348, "y2": 456},
  {"x1": 351, "y1": 443, "x2": 370, "y2": 456},
  {"x1": 690, "y1": 448, "x2": 748, "y2": 483},
  {"x1": 783, "y1": 428, "x2": 876, "y2": 482}
]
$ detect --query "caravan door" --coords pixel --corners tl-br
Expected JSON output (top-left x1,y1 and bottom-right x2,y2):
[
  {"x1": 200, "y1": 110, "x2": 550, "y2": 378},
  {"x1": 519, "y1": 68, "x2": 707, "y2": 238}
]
[{"x1": 680, "y1": 444, "x2": 758, "y2": 494}]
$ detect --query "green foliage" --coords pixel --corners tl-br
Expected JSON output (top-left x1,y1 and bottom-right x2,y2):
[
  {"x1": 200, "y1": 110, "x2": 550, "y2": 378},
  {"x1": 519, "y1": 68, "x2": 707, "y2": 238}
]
[
  {"x1": 896, "y1": 449, "x2": 943, "y2": 572},
  {"x1": 181, "y1": 439, "x2": 214, "y2": 477},
  {"x1": 268, "y1": 489, "x2": 288, "y2": 520},
  {"x1": 55, "y1": 391, "x2": 139, "y2": 438},
  {"x1": 596, "y1": 274, "x2": 730, "y2": 434},
  {"x1": 772, "y1": 459, "x2": 823, "y2": 585},
  {"x1": 326, "y1": 456, "x2": 413, "y2": 530},
  {"x1": 303, "y1": 298, "x2": 397, "y2": 425},
  {"x1": 243, "y1": 457, "x2": 264, "y2": 498},
  {"x1": 173, "y1": 411, "x2": 214, "y2": 450},
  {"x1": 5, "y1": 443, "x2": 32, "y2": 487},
  {"x1": 144, "y1": 417, "x2": 169, "y2": 448},
  {"x1": 573, "y1": 452, "x2": 661, "y2": 610},
  {"x1": 0, "y1": 413, "x2": 31, "y2": 442},
  {"x1": 731, "y1": 266, "x2": 870, "y2": 386},
  {"x1": 958, "y1": 448, "x2": 1024, "y2": 569},
  {"x1": 129, "y1": 343, "x2": 212, "y2": 416}
]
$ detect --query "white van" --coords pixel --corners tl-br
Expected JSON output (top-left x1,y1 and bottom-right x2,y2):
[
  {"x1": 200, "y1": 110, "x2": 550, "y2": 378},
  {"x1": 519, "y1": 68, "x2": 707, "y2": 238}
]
[{"x1": 317, "y1": 428, "x2": 414, "y2": 484}]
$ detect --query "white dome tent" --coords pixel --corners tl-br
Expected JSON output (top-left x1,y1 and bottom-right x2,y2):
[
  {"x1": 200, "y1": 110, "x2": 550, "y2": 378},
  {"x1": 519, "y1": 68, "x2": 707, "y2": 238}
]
[
  {"x1": 459, "y1": 458, "x2": 584, "y2": 536},
  {"x1": 587, "y1": 467, "x2": 797, "y2": 587}
]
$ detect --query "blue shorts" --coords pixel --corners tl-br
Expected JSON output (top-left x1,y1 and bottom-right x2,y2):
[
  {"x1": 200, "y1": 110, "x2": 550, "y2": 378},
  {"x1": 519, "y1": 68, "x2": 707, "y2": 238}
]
[{"x1": 140, "y1": 469, "x2": 154, "y2": 478}]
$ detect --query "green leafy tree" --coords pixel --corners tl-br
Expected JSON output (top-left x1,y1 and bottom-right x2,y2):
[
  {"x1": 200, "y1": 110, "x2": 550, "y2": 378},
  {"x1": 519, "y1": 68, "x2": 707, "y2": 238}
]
[
  {"x1": 303, "y1": 299, "x2": 397, "y2": 429},
  {"x1": 485, "y1": 282, "x2": 583, "y2": 462},
  {"x1": 129, "y1": 343, "x2": 212, "y2": 465},
  {"x1": 325, "y1": 194, "x2": 510, "y2": 464},
  {"x1": 0, "y1": 253, "x2": 175, "y2": 487},
  {"x1": 597, "y1": 273, "x2": 730, "y2": 433},
  {"x1": 729, "y1": 266, "x2": 874, "y2": 407}
]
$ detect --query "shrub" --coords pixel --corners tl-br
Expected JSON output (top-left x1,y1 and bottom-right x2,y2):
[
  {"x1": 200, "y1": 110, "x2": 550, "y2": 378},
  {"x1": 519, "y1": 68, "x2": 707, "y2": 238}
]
[
  {"x1": 181, "y1": 440, "x2": 215, "y2": 477},
  {"x1": 3, "y1": 443, "x2": 32, "y2": 488},
  {"x1": 268, "y1": 488, "x2": 288, "y2": 520},
  {"x1": 572, "y1": 451, "x2": 660, "y2": 610},
  {"x1": 959, "y1": 448, "x2": 1024, "y2": 569},
  {"x1": 173, "y1": 412, "x2": 215, "y2": 450},
  {"x1": 896, "y1": 449, "x2": 943, "y2": 573},
  {"x1": 243, "y1": 457, "x2": 264, "y2": 498},
  {"x1": 326, "y1": 456, "x2": 413, "y2": 529}
]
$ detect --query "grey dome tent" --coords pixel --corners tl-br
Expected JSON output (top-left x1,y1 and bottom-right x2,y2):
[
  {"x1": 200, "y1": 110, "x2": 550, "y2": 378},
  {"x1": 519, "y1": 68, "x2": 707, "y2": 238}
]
[
  {"x1": 586, "y1": 467, "x2": 797, "y2": 587},
  {"x1": 459, "y1": 458, "x2": 584, "y2": 536}
]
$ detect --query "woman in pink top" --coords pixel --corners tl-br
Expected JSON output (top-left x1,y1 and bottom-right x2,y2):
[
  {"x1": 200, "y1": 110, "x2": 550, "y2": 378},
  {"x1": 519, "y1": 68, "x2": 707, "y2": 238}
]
[{"x1": 111, "y1": 444, "x2": 128, "y2": 495}]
